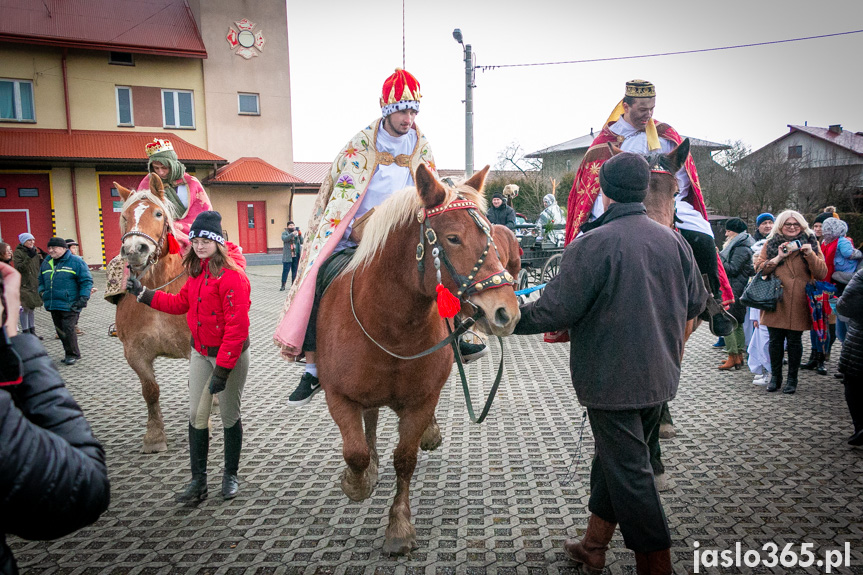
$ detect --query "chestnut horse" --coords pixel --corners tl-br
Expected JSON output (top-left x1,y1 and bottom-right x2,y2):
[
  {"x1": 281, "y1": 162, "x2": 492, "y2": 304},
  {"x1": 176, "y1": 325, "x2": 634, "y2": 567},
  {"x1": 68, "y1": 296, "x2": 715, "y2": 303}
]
[
  {"x1": 114, "y1": 174, "x2": 191, "y2": 453},
  {"x1": 317, "y1": 164, "x2": 520, "y2": 555}
]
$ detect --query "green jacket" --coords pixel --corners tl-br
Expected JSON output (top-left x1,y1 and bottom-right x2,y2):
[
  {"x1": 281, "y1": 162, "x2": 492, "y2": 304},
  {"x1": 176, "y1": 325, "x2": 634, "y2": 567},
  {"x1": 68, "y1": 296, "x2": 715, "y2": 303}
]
[{"x1": 12, "y1": 244, "x2": 43, "y2": 310}]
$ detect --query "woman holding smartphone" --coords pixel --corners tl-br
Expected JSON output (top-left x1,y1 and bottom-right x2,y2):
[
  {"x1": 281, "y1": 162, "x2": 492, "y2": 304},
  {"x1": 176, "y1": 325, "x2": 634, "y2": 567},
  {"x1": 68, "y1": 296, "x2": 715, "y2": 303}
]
[{"x1": 754, "y1": 210, "x2": 827, "y2": 395}]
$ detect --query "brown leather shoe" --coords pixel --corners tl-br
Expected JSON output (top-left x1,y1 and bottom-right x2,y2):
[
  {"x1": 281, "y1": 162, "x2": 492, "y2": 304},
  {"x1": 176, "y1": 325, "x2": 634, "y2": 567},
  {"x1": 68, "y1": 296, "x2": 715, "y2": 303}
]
[
  {"x1": 634, "y1": 548, "x2": 673, "y2": 575},
  {"x1": 717, "y1": 355, "x2": 738, "y2": 370},
  {"x1": 563, "y1": 514, "x2": 617, "y2": 574}
]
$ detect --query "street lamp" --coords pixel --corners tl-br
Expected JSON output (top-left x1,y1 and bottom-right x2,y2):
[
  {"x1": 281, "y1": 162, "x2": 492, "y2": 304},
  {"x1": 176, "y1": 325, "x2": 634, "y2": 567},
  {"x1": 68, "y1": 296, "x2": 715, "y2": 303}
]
[{"x1": 453, "y1": 28, "x2": 474, "y2": 176}]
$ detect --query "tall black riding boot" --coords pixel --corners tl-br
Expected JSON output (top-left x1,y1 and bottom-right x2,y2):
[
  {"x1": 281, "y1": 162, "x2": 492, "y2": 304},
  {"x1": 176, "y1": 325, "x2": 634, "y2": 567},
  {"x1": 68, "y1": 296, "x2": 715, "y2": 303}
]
[
  {"x1": 222, "y1": 420, "x2": 243, "y2": 500},
  {"x1": 176, "y1": 424, "x2": 209, "y2": 504},
  {"x1": 784, "y1": 362, "x2": 800, "y2": 394},
  {"x1": 801, "y1": 350, "x2": 818, "y2": 370}
]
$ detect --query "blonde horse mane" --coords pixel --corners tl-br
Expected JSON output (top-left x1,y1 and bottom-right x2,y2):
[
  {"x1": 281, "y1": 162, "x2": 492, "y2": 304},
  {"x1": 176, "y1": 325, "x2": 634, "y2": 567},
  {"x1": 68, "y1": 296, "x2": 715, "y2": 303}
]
[
  {"x1": 344, "y1": 179, "x2": 487, "y2": 274},
  {"x1": 120, "y1": 190, "x2": 176, "y2": 234}
]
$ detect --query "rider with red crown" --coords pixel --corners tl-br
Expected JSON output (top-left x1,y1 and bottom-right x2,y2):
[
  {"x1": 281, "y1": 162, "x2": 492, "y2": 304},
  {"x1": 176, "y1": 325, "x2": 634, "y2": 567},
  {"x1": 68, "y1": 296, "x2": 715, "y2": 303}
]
[
  {"x1": 564, "y1": 79, "x2": 735, "y2": 336},
  {"x1": 275, "y1": 68, "x2": 489, "y2": 407}
]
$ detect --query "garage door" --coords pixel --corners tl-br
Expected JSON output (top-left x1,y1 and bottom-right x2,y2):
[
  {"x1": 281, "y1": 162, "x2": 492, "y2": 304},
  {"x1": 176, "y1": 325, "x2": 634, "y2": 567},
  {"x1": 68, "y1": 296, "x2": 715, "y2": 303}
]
[{"x1": 0, "y1": 173, "x2": 53, "y2": 248}]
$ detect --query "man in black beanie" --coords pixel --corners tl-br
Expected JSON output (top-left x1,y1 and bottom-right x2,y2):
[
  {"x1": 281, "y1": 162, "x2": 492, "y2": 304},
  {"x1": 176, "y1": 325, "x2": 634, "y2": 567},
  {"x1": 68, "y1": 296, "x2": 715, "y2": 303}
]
[
  {"x1": 486, "y1": 191, "x2": 516, "y2": 230},
  {"x1": 514, "y1": 152, "x2": 708, "y2": 574},
  {"x1": 39, "y1": 237, "x2": 92, "y2": 365}
]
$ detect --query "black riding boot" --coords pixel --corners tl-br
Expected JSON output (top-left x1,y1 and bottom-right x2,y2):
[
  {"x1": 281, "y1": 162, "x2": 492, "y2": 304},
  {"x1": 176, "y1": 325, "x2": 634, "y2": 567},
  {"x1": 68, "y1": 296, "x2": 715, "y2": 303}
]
[
  {"x1": 815, "y1": 352, "x2": 828, "y2": 376},
  {"x1": 801, "y1": 350, "x2": 818, "y2": 370},
  {"x1": 176, "y1": 424, "x2": 209, "y2": 504},
  {"x1": 222, "y1": 420, "x2": 242, "y2": 500}
]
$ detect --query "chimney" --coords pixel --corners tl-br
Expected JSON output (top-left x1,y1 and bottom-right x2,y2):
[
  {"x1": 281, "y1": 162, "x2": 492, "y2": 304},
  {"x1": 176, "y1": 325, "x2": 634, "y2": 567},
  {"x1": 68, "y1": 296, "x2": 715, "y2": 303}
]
[{"x1": 829, "y1": 124, "x2": 843, "y2": 134}]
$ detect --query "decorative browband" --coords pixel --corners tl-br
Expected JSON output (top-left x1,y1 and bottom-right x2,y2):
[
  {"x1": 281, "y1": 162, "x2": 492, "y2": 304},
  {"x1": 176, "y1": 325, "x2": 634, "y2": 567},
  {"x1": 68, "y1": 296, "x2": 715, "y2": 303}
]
[{"x1": 417, "y1": 200, "x2": 477, "y2": 223}]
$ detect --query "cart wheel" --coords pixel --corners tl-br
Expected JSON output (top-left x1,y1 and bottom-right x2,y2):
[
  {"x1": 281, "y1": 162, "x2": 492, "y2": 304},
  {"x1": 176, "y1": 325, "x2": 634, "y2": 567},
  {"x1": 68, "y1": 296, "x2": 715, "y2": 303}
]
[
  {"x1": 516, "y1": 269, "x2": 530, "y2": 304},
  {"x1": 539, "y1": 253, "x2": 562, "y2": 294}
]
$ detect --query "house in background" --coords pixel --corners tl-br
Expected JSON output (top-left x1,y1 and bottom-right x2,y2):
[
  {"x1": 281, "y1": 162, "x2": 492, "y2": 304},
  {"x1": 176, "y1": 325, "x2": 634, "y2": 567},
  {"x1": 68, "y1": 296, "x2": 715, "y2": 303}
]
[
  {"x1": 526, "y1": 130, "x2": 730, "y2": 181},
  {"x1": 0, "y1": 0, "x2": 313, "y2": 265}
]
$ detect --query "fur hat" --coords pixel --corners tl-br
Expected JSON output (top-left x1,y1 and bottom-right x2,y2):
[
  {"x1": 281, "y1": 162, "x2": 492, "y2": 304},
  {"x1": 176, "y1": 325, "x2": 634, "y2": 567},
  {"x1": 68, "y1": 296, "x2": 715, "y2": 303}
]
[
  {"x1": 814, "y1": 211, "x2": 833, "y2": 225},
  {"x1": 18, "y1": 232, "x2": 34, "y2": 244},
  {"x1": 47, "y1": 236, "x2": 68, "y2": 248},
  {"x1": 189, "y1": 211, "x2": 226, "y2": 246},
  {"x1": 380, "y1": 68, "x2": 421, "y2": 117},
  {"x1": 755, "y1": 213, "x2": 774, "y2": 227},
  {"x1": 725, "y1": 218, "x2": 747, "y2": 234},
  {"x1": 599, "y1": 153, "x2": 650, "y2": 203}
]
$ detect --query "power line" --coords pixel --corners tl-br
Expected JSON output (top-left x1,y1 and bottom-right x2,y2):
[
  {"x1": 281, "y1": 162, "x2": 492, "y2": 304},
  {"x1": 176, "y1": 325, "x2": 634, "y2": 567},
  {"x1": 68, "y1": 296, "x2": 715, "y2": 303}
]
[{"x1": 476, "y1": 29, "x2": 863, "y2": 71}]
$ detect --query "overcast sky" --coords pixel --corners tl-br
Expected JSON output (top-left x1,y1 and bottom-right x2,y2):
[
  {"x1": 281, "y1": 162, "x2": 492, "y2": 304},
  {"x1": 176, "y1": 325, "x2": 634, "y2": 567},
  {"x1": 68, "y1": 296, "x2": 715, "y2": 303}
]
[{"x1": 286, "y1": 0, "x2": 863, "y2": 171}]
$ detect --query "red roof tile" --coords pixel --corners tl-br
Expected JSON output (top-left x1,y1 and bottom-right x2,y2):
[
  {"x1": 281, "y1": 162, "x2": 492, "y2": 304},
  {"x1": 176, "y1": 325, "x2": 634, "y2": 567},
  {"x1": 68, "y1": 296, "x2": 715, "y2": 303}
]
[
  {"x1": 0, "y1": 0, "x2": 206, "y2": 58},
  {"x1": 789, "y1": 125, "x2": 863, "y2": 157},
  {"x1": 291, "y1": 162, "x2": 331, "y2": 185},
  {"x1": 0, "y1": 128, "x2": 225, "y2": 163},
  {"x1": 206, "y1": 157, "x2": 302, "y2": 185}
]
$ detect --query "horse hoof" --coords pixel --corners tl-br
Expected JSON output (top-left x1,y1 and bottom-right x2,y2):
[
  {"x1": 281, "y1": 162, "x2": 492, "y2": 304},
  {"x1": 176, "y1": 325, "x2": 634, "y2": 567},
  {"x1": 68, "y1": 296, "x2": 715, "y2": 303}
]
[
  {"x1": 420, "y1": 424, "x2": 442, "y2": 451},
  {"x1": 654, "y1": 473, "x2": 674, "y2": 492},
  {"x1": 340, "y1": 468, "x2": 374, "y2": 502},
  {"x1": 383, "y1": 535, "x2": 417, "y2": 556},
  {"x1": 658, "y1": 423, "x2": 676, "y2": 439},
  {"x1": 142, "y1": 441, "x2": 167, "y2": 454}
]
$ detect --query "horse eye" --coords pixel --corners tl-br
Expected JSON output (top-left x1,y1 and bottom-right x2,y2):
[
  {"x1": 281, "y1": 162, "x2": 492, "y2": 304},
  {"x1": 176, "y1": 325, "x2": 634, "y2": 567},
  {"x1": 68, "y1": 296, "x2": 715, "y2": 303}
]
[
  {"x1": 446, "y1": 235, "x2": 461, "y2": 245},
  {"x1": 155, "y1": 211, "x2": 163, "y2": 217}
]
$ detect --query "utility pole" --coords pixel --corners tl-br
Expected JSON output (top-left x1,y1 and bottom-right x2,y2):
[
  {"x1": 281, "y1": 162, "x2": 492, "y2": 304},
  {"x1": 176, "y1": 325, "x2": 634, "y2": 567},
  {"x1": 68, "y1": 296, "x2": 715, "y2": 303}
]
[{"x1": 453, "y1": 28, "x2": 474, "y2": 176}]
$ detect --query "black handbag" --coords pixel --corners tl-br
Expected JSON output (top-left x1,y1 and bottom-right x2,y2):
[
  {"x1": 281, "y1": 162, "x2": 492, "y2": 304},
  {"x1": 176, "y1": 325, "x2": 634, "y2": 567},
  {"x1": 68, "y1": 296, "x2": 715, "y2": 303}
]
[{"x1": 740, "y1": 273, "x2": 783, "y2": 311}]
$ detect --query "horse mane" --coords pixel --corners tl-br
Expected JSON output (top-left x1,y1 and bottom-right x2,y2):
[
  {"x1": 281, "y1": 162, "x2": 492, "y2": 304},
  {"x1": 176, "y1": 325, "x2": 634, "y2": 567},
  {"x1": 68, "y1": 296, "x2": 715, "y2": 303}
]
[
  {"x1": 120, "y1": 190, "x2": 176, "y2": 233},
  {"x1": 344, "y1": 179, "x2": 487, "y2": 274}
]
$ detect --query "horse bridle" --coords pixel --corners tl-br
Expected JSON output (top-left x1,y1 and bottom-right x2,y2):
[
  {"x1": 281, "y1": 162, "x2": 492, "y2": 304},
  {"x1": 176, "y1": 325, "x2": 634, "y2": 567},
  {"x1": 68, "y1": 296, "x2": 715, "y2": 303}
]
[
  {"x1": 121, "y1": 211, "x2": 185, "y2": 289},
  {"x1": 416, "y1": 196, "x2": 515, "y2": 302}
]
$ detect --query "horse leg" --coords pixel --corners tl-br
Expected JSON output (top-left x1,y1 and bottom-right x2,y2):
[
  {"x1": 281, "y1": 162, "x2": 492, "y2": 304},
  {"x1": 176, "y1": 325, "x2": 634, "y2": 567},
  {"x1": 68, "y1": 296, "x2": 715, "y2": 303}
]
[
  {"x1": 329, "y1": 393, "x2": 375, "y2": 501},
  {"x1": 383, "y1": 404, "x2": 435, "y2": 556},
  {"x1": 419, "y1": 414, "x2": 442, "y2": 451},
  {"x1": 125, "y1": 351, "x2": 167, "y2": 453},
  {"x1": 363, "y1": 408, "x2": 380, "y2": 490}
]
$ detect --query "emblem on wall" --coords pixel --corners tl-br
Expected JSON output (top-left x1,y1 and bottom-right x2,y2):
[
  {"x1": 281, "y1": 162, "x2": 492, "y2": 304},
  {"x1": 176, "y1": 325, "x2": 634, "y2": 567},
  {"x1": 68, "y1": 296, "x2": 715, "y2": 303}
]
[{"x1": 226, "y1": 19, "x2": 265, "y2": 60}]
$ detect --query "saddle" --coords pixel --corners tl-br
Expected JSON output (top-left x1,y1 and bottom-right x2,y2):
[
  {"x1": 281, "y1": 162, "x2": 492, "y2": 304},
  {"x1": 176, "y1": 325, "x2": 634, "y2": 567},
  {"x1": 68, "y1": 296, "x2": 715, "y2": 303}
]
[{"x1": 316, "y1": 247, "x2": 357, "y2": 299}]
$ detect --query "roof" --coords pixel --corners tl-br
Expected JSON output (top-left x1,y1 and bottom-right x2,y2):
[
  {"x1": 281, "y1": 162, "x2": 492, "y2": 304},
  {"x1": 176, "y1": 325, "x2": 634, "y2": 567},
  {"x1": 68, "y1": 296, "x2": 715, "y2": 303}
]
[
  {"x1": 0, "y1": 0, "x2": 207, "y2": 58},
  {"x1": 0, "y1": 128, "x2": 225, "y2": 163},
  {"x1": 788, "y1": 125, "x2": 863, "y2": 157},
  {"x1": 526, "y1": 131, "x2": 731, "y2": 158},
  {"x1": 438, "y1": 169, "x2": 529, "y2": 180},
  {"x1": 291, "y1": 162, "x2": 331, "y2": 185},
  {"x1": 205, "y1": 157, "x2": 302, "y2": 185}
]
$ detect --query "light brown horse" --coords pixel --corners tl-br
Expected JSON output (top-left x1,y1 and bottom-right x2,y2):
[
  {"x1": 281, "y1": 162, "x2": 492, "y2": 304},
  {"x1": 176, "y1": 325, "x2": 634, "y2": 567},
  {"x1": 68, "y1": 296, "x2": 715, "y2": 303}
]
[
  {"x1": 114, "y1": 174, "x2": 191, "y2": 453},
  {"x1": 316, "y1": 164, "x2": 520, "y2": 555}
]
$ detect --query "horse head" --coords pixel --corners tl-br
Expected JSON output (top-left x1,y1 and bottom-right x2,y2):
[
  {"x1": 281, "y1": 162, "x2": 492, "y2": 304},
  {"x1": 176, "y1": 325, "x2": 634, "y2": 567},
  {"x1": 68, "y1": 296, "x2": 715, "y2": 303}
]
[
  {"x1": 114, "y1": 173, "x2": 175, "y2": 272},
  {"x1": 414, "y1": 164, "x2": 520, "y2": 336}
]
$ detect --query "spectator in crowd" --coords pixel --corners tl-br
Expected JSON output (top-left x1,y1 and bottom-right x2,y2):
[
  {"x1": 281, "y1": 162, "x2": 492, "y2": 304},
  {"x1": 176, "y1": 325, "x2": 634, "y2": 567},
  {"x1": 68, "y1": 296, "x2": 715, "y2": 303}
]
[
  {"x1": 486, "y1": 192, "x2": 516, "y2": 230},
  {"x1": 752, "y1": 213, "x2": 774, "y2": 242},
  {"x1": 836, "y1": 266, "x2": 863, "y2": 446},
  {"x1": 802, "y1": 212, "x2": 840, "y2": 373},
  {"x1": 127, "y1": 211, "x2": 251, "y2": 503},
  {"x1": 717, "y1": 218, "x2": 754, "y2": 370},
  {"x1": 12, "y1": 233, "x2": 43, "y2": 340},
  {"x1": 38, "y1": 237, "x2": 92, "y2": 365},
  {"x1": 280, "y1": 221, "x2": 303, "y2": 291},
  {"x1": 0, "y1": 243, "x2": 11, "y2": 265},
  {"x1": 0, "y1": 261, "x2": 110, "y2": 575},
  {"x1": 823, "y1": 217, "x2": 862, "y2": 341},
  {"x1": 747, "y1": 213, "x2": 775, "y2": 384},
  {"x1": 65, "y1": 239, "x2": 79, "y2": 256},
  {"x1": 754, "y1": 211, "x2": 827, "y2": 394}
]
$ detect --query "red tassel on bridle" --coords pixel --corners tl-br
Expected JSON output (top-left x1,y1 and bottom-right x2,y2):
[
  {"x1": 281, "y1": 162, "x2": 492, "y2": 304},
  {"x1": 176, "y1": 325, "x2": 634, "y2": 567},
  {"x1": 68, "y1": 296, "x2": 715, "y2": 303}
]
[
  {"x1": 436, "y1": 283, "x2": 461, "y2": 318},
  {"x1": 166, "y1": 232, "x2": 181, "y2": 255}
]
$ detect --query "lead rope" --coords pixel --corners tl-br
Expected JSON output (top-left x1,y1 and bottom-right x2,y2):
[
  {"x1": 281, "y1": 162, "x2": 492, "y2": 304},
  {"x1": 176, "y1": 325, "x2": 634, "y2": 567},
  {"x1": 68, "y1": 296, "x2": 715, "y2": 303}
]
[{"x1": 559, "y1": 410, "x2": 588, "y2": 486}]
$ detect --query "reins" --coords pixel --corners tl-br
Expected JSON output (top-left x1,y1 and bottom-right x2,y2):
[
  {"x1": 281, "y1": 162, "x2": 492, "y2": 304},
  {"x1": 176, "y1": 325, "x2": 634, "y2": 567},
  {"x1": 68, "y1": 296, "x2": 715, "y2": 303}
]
[{"x1": 349, "y1": 194, "x2": 515, "y2": 424}]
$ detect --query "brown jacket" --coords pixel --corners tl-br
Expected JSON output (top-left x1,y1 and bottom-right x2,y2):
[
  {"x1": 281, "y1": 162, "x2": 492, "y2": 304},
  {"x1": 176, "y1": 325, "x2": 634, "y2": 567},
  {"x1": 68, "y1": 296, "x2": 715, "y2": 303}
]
[{"x1": 755, "y1": 243, "x2": 827, "y2": 332}]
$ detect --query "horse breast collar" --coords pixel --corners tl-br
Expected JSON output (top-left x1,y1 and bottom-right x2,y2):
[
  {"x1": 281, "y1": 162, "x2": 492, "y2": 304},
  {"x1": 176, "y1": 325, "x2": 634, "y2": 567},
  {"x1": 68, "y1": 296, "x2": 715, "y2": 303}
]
[{"x1": 416, "y1": 196, "x2": 514, "y2": 299}]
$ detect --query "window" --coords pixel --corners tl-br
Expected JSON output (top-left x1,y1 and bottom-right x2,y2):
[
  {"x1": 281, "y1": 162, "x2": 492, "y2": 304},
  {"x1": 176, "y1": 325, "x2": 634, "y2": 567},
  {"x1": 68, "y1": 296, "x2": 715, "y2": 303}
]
[
  {"x1": 788, "y1": 145, "x2": 803, "y2": 160},
  {"x1": 109, "y1": 52, "x2": 135, "y2": 66},
  {"x1": 238, "y1": 93, "x2": 260, "y2": 115},
  {"x1": 0, "y1": 79, "x2": 35, "y2": 122},
  {"x1": 0, "y1": 189, "x2": 6, "y2": 197},
  {"x1": 18, "y1": 188, "x2": 38, "y2": 197},
  {"x1": 110, "y1": 187, "x2": 120, "y2": 197},
  {"x1": 162, "y1": 89, "x2": 195, "y2": 128},
  {"x1": 116, "y1": 86, "x2": 134, "y2": 126}
]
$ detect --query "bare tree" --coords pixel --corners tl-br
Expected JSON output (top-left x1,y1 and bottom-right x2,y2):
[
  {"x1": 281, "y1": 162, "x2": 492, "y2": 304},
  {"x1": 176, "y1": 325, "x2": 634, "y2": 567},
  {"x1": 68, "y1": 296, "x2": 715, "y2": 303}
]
[{"x1": 494, "y1": 142, "x2": 548, "y2": 220}]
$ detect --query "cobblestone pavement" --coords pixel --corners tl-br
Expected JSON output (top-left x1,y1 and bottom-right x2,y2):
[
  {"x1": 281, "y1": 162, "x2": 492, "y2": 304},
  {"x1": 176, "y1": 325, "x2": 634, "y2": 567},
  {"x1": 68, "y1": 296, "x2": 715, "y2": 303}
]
[{"x1": 9, "y1": 267, "x2": 863, "y2": 574}]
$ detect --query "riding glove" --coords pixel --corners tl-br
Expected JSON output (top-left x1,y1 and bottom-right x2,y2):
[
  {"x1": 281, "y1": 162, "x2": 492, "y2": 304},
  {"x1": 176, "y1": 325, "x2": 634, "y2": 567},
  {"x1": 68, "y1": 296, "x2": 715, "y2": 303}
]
[
  {"x1": 126, "y1": 277, "x2": 144, "y2": 296},
  {"x1": 208, "y1": 373, "x2": 228, "y2": 395}
]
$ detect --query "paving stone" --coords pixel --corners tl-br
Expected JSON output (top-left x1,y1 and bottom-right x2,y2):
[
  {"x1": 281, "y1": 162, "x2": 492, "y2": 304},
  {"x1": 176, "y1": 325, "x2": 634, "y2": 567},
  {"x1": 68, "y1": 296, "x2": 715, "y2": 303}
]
[{"x1": 8, "y1": 267, "x2": 863, "y2": 574}]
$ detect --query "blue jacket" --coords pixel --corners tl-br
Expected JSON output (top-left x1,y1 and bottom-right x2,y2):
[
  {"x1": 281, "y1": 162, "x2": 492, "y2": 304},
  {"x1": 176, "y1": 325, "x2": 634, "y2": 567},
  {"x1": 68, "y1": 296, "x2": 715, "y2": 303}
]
[
  {"x1": 38, "y1": 250, "x2": 93, "y2": 312},
  {"x1": 834, "y1": 237, "x2": 862, "y2": 273}
]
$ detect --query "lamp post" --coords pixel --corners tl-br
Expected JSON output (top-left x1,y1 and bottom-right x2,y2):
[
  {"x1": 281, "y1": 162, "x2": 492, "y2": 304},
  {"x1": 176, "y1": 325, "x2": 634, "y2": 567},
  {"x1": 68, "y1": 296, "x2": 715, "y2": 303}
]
[{"x1": 452, "y1": 28, "x2": 474, "y2": 176}]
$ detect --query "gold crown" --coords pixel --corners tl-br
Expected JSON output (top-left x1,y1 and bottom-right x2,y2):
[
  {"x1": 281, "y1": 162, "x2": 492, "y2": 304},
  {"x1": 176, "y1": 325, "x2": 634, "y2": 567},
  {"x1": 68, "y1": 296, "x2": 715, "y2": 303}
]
[
  {"x1": 145, "y1": 138, "x2": 175, "y2": 157},
  {"x1": 625, "y1": 79, "x2": 655, "y2": 98}
]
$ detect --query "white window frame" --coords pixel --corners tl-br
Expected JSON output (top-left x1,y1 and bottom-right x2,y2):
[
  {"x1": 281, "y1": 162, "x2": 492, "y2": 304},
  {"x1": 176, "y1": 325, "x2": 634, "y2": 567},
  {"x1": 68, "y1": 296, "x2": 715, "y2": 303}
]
[
  {"x1": 115, "y1": 86, "x2": 134, "y2": 126},
  {"x1": 161, "y1": 89, "x2": 195, "y2": 129},
  {"x1": 238, "y1": 92, "x2": 260, "y2": 116},
  {"x1": 0, "y1": 78, "x2": 35, "y2": 122}
]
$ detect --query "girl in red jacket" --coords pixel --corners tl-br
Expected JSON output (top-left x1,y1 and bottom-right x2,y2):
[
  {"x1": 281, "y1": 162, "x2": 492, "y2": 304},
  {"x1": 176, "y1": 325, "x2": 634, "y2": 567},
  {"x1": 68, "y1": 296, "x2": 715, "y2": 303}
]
[{"x1": 127, "y1": 211, "x2": 251, "y2": 503}]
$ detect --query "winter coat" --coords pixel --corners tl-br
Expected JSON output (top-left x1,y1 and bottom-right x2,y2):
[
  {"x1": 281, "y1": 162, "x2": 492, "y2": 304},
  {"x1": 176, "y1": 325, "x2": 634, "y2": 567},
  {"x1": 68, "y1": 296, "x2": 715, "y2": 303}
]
[
  {"x1": 755, "y1": 241, "x2": 828, "y2": 332},
  {"x1": 833, "y1": 237, "x2": 862, "y2": 274},
  {"x1": 281, "y1": 230, "x2": 303, "y2": 262},
  {"x1": 11, "y1": 244, "x2": 42, "y2": 310},
  {"x1": 514, "y1": 202, "x2": 709, "y2": 410},
  {"x1": 143, "y1": 262, "x2": 250, "y2": 374},
  {"x1": 720, "y1": 232, "x2": 755, "y2": 324},
  {"x1": 486, "y1": 204, "x2": 516, "y2": 230},
  {"x1": 38, "y1": 250, "x2": 92, "y2": 312},
  {"x1": 1, "y1": 334, "x2": 110, "y2": 575},
  {"x1": 838, "y1": 268, "x2": 863, "y2": 378}
]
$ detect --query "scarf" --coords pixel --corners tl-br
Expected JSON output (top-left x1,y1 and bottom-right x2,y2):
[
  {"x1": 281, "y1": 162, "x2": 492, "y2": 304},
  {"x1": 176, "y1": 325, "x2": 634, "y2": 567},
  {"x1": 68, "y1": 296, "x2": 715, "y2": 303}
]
[
  {"x1": 148, "y1": 151, "x2": 188, "y2": 217},
  {"x1": 764, "y1": 231, "x2": 820, "y2": 261}
]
